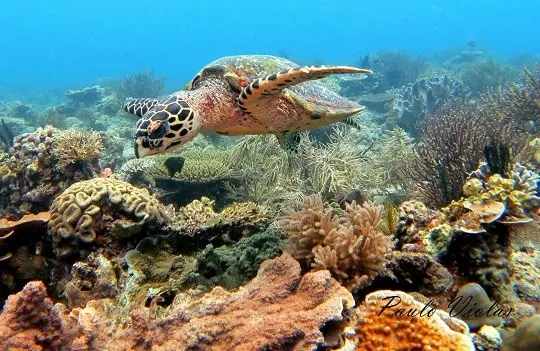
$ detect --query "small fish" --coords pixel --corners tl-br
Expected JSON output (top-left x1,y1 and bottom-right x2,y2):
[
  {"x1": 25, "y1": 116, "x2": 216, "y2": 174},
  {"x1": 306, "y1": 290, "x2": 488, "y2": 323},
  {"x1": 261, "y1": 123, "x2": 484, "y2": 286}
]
[{"x1": 467, "y1": 40, "x2": 477, "y2": 48}]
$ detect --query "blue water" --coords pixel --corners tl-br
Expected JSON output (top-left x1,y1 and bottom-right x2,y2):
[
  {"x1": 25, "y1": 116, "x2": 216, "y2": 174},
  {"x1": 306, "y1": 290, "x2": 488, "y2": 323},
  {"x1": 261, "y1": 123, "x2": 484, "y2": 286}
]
[{"x1": 1, "y1": 0, "x2": 538, "y2": 97}]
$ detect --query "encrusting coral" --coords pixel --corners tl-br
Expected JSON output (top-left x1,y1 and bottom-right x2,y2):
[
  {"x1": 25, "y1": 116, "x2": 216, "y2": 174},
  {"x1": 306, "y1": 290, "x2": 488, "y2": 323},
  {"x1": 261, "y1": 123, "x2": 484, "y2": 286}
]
[
  {"x1": 0, "y1": 254, "x2": 355, "y2": 351},
  {"x1": 0, "y1": 281, "x2": 78, "y2": 351},
  {"x1": 48, "y1": 177, "x2": 172, "y2": 258},
  {"x1": 281, "y1": 194, "x2": 394, "y2": 290},
  {"x1": 342, "y1": 290, "x2": 475, "y2": 351},
  {"x1": 172, "y1": 196, "x2": 270, "y2": 241}
]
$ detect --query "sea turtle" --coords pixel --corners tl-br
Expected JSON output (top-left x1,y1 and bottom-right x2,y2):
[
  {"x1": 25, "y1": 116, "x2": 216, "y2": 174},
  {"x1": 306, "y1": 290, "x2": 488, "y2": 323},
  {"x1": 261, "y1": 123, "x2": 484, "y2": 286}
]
[{"x1": 123, "y1": 55, "x2": 371, "y2": 158}]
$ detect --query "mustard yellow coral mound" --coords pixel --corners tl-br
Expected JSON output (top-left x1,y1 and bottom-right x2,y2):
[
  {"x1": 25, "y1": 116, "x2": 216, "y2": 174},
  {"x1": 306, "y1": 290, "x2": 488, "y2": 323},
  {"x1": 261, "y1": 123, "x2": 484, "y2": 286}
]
[
  {"x1": 48, "y1": 178, "x2": 171, "y2": 249},
  {"x1": 344, "y1": 290, "x2": 474, "y2": 351},
  {"x1": 53, "y1": 130, "x2": 103, "y2": 167},
  {"x1": 282, "y1": 194, "x2": 394, "y2": 290},
  {"x1": 174, "y1": 197, "x2": 269, "y2": 235},
  {"x1": 348, "y1": 290, "x2": 475, "y2": 351}
]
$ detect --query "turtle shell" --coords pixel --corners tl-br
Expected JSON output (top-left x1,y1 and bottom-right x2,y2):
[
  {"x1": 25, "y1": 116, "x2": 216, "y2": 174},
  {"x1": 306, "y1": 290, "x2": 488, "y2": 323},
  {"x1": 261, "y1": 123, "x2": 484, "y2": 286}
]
[{"x1": 195, "y1": 55, "x2": 361, "y2": 112}]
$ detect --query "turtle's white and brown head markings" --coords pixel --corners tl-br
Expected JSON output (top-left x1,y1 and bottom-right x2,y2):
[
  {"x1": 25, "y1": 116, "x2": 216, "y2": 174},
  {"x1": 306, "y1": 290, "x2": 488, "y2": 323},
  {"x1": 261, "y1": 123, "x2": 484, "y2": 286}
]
[{"x1": 128, "y1": 94, "x2": 202, "y2": 158}]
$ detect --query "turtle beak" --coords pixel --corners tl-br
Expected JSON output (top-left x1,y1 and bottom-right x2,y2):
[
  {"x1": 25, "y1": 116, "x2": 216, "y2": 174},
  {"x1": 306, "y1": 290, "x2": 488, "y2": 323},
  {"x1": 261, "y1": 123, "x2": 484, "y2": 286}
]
[{"x1": 134, "y1": 139, "x2": 154, "y2": 158}]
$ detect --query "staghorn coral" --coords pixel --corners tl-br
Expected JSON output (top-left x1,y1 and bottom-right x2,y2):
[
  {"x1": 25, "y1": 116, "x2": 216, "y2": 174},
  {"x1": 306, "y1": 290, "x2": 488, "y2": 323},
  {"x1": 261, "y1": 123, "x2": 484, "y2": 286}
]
[
  {"x1": 53, "y1": 129, "x2": 103, "y2": 168},
  {"x1": 1, "y1": 254, "x2": 355, "y2": 350},
  {"x1": 282, "y1": 194, "x2": 394, "y2": 290},
  {"x1": 48, "y1": 177, "x2": 171, "y2": 258},
  {"x1": 343, "y1": 290, "x2": 474, "y2": 351}
]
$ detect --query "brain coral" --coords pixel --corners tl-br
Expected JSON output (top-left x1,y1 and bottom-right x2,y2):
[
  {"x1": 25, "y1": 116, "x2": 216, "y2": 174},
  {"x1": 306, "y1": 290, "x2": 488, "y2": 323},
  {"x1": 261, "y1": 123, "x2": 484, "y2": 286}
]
[{"x1": 48, "y1": 178, "x2": 171, "y2": 255}]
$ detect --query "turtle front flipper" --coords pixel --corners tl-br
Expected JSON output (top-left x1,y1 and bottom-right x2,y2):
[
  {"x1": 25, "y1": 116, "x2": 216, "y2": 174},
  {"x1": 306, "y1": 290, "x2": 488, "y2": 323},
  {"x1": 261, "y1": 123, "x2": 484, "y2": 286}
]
[
  {"x1": 237, "y1": 66, "x2": 371, "y2": 117},
  {"x1": 123, "y1": 98, "x2": 161, "y2": 118}
]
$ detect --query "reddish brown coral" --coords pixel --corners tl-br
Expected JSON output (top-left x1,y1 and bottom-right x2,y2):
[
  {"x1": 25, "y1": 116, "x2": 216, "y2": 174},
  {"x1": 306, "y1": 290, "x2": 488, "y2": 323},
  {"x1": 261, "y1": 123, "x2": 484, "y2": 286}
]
[
  {"x1": 1, "y1": 255, "x2": 354, "y2": 351},
  {"x1": 0, "y1": 281, "x2": 78, "y2": 351}
]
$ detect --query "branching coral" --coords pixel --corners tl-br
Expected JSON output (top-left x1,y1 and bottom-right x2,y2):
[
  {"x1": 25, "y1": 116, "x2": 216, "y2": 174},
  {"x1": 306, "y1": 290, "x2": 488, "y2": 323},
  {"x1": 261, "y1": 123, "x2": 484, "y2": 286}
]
[
  {"x1": 281, "y1": 194, "x2": 394, "y2": 290},
  {"x1": 116, "y1": 70, "x2": 165, "y2": 102},
  {"x1": 405, "y1": 100, "x2": 490, "y2": 207},
  {"x1": 53, "y1": 129, "x2": 103, "y2": 168},
  {"x1": 460, "y1": 59, "x2": 519, "y2": 95},
  {"x1": 485, "y1": 67, "x2": 540, "y2": 134}
]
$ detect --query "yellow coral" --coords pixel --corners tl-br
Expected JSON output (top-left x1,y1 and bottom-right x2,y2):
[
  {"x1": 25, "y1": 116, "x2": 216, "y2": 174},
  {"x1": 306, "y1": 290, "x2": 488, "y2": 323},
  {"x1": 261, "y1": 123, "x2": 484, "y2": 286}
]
[
  {"x1": 53, "y1": 130, "x2": 103, "y2": 167},
  {"x1": 174, "y1": 197, "x2": 270, "y2": 235},
  {"x1": 48, "y1": 178, "x2": 171, "y2": 251},
  {"x1": 344, "y1": 290, "x2": 474, "y2": 351}
]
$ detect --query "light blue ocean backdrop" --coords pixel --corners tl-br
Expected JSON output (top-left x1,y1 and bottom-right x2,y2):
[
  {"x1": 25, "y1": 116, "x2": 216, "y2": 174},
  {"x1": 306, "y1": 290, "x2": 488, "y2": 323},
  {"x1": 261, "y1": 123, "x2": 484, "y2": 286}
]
[{"x1": 1, "y1": 0, "x2": 538, "y2": 99}]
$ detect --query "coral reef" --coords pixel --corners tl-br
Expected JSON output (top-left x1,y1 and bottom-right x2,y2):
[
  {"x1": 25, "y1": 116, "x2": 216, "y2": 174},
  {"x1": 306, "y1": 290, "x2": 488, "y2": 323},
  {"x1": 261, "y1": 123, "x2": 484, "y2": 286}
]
[
  {"x1": 461, "y1": 59, "x2": 518, "y2": 95},
  {"x1": 0, "y1": 127, "x2": 94, "y2": 220},
  {"x1": 53, "y1": 129, "x2": 103, "y2": 171},
  {"x1": 281, "y1": 194, "x2": 394, "y2": 290},
  {"x1": 502, "y1": 314, "x2": 540, "y2": 351},
  {"x1": 0, "y1": 212, "x2": 51, "y2": 299},
  {"x1": 65, "y1": 85, "x2": 105, "y2": 107},
  {"x1": 1, "y1": 255, "x2": 355, "y2": 350},
  {"x1": 116, "y1": 70, "x2": 165, "y2": 102},
  {"x1": 0, "y1": 281, "x2": 77, "y2": 351},
  {"x1": 395, "y1": 200, "x2": 440, "y2": 250},
  {"x1": 48, "y1": 177, "x2": 172, "y2": 258},
  {"x1": 443, "y1": 162, "x2": 540, "y2": 232},
  {"x1": 362, "y1": 51, "x2": 427, "y2": 92},
  {"x1": 117, "y1": 146, "x2": 239, "y2": 207},
  {"x1": 172, "y1": 196, "x2": 270, "y2": 241},
  {"x1": 473, "y1": 325, "x2": 503, "y2": 351},
  {"x1": 344, "y1": 290, "x2": 474, "y2": 351},
  {"x1": 392, "y1": 74, "x2": 469, "y2": 134}
]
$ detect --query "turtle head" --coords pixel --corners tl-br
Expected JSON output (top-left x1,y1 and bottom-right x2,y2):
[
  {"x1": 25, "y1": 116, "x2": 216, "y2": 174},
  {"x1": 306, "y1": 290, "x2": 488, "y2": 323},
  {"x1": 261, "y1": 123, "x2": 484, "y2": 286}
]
[{"x1": 134, "y1": 93, "x2": 201, "y2": 158}]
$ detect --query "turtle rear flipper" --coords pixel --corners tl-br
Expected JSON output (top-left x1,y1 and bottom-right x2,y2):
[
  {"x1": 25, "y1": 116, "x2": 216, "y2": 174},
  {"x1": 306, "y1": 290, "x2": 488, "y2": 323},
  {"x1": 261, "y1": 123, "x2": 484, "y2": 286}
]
[
  {"x1": 238, "y1": 66, "x2": 371, "y2": 117},
  {"x1": 274, "y1": 130, "x2": 301, "y2": 171},
  {"x1": 124, "y1": 98, "x2": 161, "y2": 118}
]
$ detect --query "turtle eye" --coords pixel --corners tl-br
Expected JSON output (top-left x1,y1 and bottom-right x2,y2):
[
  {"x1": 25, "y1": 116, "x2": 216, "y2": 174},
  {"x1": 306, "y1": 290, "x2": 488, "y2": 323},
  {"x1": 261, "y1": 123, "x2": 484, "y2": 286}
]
[{"x1": 149, "y1": 121, "x2": 169, "y2": 139}]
